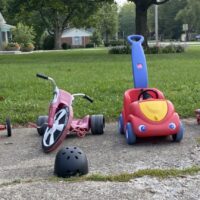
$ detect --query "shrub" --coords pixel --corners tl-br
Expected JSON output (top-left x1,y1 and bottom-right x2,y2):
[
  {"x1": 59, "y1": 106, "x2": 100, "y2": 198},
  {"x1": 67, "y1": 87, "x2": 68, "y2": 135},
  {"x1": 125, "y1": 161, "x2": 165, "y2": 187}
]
[
  {"x1": 108, "y1": 45, "x2": 131, "y2": 54},
  {"x1": 5, "y1": 42, "x2": 20, "y2": 51},
  {"x1": 109, "y1": 40, "x2": 125, "y2": 46},
  {"x1": 12, "y1": 23, "x2": 35, "y2": 45},
  {"x1": 161, "y1": 45, "x2": 185, "y2": 54},
  {"x1": 161, "y1": 45, "x2": 176, "y2": 54},
  {"x1": 86, "y1": 43, "x2": 95, "y2": 48},
  {"x1": 109, "y1": 44, "x2": 185, "y2": 54},
  {"x1": 61, "y1": 43, "x2": 71, "y2": 49},
  {"x1": 104, "y1": 42, "x2": 110, "y2": 47},
  {"x1": 145, "y1": 46, "x2": 160, "y2": 54},
  {"x1": 20, "y1": 43, "x2": 34, "y2": 52},
  {"x1": 174, "y1": 45, "x2": 185, "y2": 53},
  {"x1": 43, "y1": 35, "x2": 54, "y2": 50},
  {"x1": 104, "y1": 40, "x2": 125, "y2": 47}
]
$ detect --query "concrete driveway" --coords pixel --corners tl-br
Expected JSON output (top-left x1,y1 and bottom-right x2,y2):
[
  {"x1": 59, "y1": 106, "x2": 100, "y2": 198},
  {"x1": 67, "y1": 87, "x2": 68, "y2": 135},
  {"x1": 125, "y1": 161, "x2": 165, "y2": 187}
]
[{"x1": 0, "y1": 119, "x2": 200, "y2": 200}]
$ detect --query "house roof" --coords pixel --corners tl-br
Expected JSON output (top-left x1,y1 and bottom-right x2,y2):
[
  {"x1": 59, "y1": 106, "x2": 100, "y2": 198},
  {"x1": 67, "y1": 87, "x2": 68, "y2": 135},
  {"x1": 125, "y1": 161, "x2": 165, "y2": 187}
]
[
  {"x1": 0, "y1": 12, "x2": 6, "y2": 24},
  {"x1": 0, "y1": 12, "x2": 14, "y2": 31},
  {"x1": 61, "y1": 28, "x2": 92, "y2": 38}
]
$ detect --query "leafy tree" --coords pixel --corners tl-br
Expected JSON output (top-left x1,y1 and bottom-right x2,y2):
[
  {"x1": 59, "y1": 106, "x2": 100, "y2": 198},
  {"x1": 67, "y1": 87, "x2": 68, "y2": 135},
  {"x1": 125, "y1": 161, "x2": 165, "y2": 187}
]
[
  {"x1": 119, "y1": 2, "x2": 135, "y2": 39},
  {"x1": 0, "y1": 0, "x2": 10, "y2": 14},
  {"x1": 93, "y1": 3, "x2": 118, "y2": 43},
  {"x1": 176, "y1": 0, "x2": 200, "y2": 34},
  {"x1": 148, "y1": 0, "x2": 187, "y2": 40},
  {"x1": 90, "y1": 30, "x2": 102, "y2": 46},
  {"x1": 128, "y1": 0, "x2": 170, "y2": 47},
  {"x1": 12, "y1": 0, "x2": 113, "y2": 49}
]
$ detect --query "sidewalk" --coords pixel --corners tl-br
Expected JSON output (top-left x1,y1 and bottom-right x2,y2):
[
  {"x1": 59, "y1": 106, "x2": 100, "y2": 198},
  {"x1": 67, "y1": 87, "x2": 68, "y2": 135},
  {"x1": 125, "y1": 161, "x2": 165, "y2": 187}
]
[{"x1": 0, "y1": 119, "x2": 200, "y2": 199}]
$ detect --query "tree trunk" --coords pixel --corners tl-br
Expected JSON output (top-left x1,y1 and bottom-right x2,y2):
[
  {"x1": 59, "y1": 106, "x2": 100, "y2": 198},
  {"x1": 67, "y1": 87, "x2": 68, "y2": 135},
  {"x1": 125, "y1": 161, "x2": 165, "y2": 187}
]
[
  {"x1": 135, "y1": 5, "x2": 148, "y2": 48},
  {"x1": 105, "y1": 31, "x2": 109, "y2": 44},
  {"x1": 54, "y1": 27, "x2": 62, "y2": 49}
]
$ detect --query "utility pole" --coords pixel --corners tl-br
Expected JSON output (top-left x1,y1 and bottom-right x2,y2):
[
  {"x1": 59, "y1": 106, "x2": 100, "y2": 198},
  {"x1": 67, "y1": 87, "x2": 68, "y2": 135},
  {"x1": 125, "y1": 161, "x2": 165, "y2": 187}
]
[{"x1": 155, "y1": 5, "x2": 159, "y2": 46}]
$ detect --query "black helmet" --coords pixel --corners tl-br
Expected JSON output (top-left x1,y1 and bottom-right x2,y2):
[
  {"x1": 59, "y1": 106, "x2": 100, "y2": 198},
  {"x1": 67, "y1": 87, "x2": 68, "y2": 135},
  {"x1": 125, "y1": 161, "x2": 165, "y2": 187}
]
[{"x1": 54, "y1": 146, "x2": 89, "y2": 177}]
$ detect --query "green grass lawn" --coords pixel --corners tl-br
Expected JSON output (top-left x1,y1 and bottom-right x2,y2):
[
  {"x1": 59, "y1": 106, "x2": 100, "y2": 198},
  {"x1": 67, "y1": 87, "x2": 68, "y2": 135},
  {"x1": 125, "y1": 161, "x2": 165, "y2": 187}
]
[{"x1": 0, "y1": 47, "x2": 200, "y2": 124}]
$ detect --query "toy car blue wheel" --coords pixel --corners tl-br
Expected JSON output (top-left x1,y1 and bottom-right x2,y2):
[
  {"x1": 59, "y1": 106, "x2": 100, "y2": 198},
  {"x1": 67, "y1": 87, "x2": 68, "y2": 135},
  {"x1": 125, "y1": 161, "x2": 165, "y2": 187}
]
[
  {"x1": 125, "y1": 122, "x2": 136, "y2": 145},
  {"x1": 172, "y1": 122, "x2": 184, "y2": 142},
  {"x1": 118, "y1": 113, "x2": 124, "y2": 134}
]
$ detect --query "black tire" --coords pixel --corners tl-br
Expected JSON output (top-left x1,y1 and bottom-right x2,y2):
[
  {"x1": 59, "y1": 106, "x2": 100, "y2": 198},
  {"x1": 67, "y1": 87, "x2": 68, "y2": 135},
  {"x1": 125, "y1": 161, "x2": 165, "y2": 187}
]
[
  {"x1": 90, "y1": 114, "x2": 105, "y2": 135},
  {"x1": 36, "y1": 116, "x2": 48, "y2": 136},
  {"x1": 6, "y1": 118, "x2": 12, "y2": 137}
]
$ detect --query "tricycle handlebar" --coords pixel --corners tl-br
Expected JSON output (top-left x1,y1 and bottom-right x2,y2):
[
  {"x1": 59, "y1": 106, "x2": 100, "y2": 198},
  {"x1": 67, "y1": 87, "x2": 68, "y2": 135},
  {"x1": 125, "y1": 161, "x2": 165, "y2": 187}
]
[
  {"x1": 36, "y1": 73, "x2": 57, "y2": 89},
  {"x1": 83, "y1": 95, "x2": 93, "y2": 103},
  {"x1": 73, "y1": 93, "x2": 93, "y2": 103},
  {"x1": 36, "y1": 73, "x2": 49, "y2": 80}
]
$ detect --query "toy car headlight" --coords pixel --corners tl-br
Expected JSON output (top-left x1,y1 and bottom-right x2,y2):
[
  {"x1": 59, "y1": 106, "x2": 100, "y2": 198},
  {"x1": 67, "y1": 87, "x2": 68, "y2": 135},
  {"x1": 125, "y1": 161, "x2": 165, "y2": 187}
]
[
  {"x1": 169, "y1": 123, "x2": 176, "y2": 130},
  {"x1": 138, "y1": 125, "x2": 146, "y2": 132}
]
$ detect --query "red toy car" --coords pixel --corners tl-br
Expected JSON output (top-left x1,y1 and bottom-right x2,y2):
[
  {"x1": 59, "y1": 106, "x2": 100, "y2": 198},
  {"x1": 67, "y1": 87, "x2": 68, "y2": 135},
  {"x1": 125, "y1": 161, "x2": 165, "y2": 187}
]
[
  {"x1": 118, "y1": 35, "x2": 184, "y2": 145},
  {"x1": 118, "y1": 88, "x2": 184, "y2": 144}
]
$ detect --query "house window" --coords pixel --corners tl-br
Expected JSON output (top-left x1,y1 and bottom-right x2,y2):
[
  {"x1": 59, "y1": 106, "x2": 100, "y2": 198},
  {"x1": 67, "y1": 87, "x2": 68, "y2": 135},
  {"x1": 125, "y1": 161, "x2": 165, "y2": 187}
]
[
  {"x1": 72, "y1": 36, "x2": 82, "y2": 46},
  {"x1": 1, "y1": 32, "x2": 6, "y2": 42},
  {"x1": 7, "y1": 31, "x2": 11, "y2": 41}
]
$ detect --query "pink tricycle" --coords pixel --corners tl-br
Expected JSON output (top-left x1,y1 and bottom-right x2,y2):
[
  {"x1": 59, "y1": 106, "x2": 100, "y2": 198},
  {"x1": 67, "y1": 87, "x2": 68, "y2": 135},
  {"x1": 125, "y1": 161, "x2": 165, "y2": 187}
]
[{"x1": 36, "y1": 74, "x2": 105, "y2": 153}]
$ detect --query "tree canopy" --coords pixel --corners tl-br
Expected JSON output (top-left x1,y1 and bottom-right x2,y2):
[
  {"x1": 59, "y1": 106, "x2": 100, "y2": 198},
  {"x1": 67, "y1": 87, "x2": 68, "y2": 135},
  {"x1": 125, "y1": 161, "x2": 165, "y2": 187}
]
[
  {"x1": 119, "y1": 2, "x2": 135, "y2": 38},
  {"x1": 92, "y1": 3, "x2": 118, "y2": 43},
  {"x1": 10, "y1": 0, "x2": 113, "y2": 49},
  {"x1": 176, "y1": 0, "x2": 200, "y2": 34},
  {"x1": 148, "y1": 0, "x2": 187, "y2": 40},
  {"x1": 1, "y1": 0, "x2": 200, "y2": 50},
  {"x1": 128, "y1": 0, "x2": 170, "y2": 47}
]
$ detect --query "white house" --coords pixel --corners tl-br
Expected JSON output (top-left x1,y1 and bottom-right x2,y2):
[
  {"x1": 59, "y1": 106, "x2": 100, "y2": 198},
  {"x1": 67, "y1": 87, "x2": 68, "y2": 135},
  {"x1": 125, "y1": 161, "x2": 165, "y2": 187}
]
[
  {"x1": 0, "y1": 12, "x2": 14, "y2": 50},
  {"x1": 61, "y1": 28, "x2": 92, "y2": 47}
]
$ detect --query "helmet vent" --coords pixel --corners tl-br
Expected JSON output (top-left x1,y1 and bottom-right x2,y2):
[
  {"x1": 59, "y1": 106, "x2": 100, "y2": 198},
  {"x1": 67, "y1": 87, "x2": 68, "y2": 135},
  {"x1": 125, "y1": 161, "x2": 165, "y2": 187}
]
[
  {"x1": 70, "y1": 151, "x2": 74, "y2": 153},
  {"x1": 67, "y1": 156, "x2": 70, "y2": 160},
  {"x1": 78, "y1": 152, "x2": 82, "y2": 154},
  {"x1": 74, "y1": 147, "x2": 77, "y2": 149},
  {"x1": 75, "y1": 156, "x2": 78, "y2": 159},
  {"x1": 66, "y1": 147, "x2": 69, "y2": 149}
]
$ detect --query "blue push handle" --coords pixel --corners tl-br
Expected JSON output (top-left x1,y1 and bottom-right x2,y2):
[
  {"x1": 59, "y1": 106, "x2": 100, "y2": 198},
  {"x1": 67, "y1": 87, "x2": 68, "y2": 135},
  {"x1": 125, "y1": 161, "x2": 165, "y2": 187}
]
[
  {"x1": 127, "y1": 35, "x2": 144, "y2": 45},
  {"x1": 127, "y1": 34, "x2": 148, "y2": 88}
]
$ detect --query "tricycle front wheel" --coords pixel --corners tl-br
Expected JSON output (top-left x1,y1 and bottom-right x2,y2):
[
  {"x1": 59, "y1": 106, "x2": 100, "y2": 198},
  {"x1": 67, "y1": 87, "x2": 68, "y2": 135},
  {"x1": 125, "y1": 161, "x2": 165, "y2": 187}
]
[{"x1": 42, "y1": 106, "x2": 70, "y2": 153}]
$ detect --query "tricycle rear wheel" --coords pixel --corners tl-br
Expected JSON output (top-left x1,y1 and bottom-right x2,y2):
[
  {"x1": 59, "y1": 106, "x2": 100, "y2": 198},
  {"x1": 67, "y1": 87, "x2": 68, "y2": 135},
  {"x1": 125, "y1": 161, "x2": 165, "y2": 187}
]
[
  {"x1": 90, "y1": 115, "x2": 105, "y2": 135},
  {"x1": 6, "y1": 118, "x2": 11, "y2": 137},
  {"x1": 36, "y1": 116, "x2": 48, "y2": 136}
]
